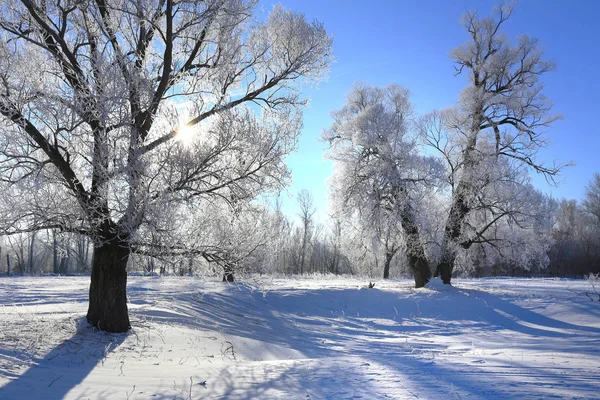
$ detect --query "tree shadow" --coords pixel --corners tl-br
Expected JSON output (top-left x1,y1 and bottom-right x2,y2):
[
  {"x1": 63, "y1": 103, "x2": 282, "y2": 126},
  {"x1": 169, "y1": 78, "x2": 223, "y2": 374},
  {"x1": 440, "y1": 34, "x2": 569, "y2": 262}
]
[
  {"x1": 129, "y1": 280, "x2": 600, "y2": 398},
  {"x1": 0, "y1": 316, "x2": 128, "y2": 400},
  {"x1": 130, "y1": 281, "x2": 600, "y2": 359}
]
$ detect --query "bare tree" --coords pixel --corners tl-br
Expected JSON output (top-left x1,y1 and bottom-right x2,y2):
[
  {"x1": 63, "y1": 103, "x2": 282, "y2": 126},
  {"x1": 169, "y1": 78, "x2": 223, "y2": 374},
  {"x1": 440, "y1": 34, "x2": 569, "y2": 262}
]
[
  {"x1": 328, "y1": 216, "x2": 343, "y2": 275},
  {"x1": 323, "y1": 83, "x2": 441, "y2": 287},
  {"x1": 424, "y1": 3, "x2": 563, "y2": 284},
  {"x1": 0, "y1": 0, "x2": 331, "y2": 332},
  {"x1": 583, "y1": 173, "x2": 600, "y2": 224},
  {"x1": 550, "y1": 199, "x2": 600, "y2": 276},
  {"x1": 296, "y1": 189, "x2": 315, "y2": 274}
]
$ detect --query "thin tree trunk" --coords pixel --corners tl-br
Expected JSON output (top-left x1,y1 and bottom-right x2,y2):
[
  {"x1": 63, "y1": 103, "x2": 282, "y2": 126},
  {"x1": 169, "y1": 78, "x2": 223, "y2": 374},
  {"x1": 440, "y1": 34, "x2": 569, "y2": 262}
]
[
  {"x1": 53, "y1": 230, "x2": 59, "y2": 274},
  {"x1": 86, "y1": 237, "x2": 131, "y2": 333},
  {"x1": 66, "y1": 244, "x2": 71, "y2": 274},
  {"x1": 300, "y1": 233, "x2": 307, "y2": 275},
  {"x1": 84, "y1": 236, "x2": 91, "y2": 272},
  {"x1": 19, "y1": 245, "x2": 24, "y2": 275},
  {"x1": 28, "y1": 231, "x2": 36, "y2": 275}
]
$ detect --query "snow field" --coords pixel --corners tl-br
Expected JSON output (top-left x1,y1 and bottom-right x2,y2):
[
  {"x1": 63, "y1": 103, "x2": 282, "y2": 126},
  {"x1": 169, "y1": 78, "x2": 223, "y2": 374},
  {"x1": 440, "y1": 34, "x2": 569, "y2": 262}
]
[{"x1": 1, "y1": 276, "x2": 599, "y2": 399}]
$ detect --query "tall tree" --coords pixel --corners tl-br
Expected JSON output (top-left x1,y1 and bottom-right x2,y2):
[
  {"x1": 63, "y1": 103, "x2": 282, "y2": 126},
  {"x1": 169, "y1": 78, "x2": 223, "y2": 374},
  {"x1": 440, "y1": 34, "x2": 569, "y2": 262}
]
[
  {"x1": 324, "y1": 83, "x2": 441, "y2": 287},
  {"x1": 0, "y1": 0, "x2": 331, "y2": 332},
  {"x1": 583, "y1": 173, "x2": 600, "y2": 224},
  {"x1": 296, "y1": 189, "x2": 315, "y2": 274},
  {"x1": 426, "y1": 3, "x2": 562, "y2": 284},
  {"x1": 550, "y1": 199, "x2": 600, "y2": 276}
]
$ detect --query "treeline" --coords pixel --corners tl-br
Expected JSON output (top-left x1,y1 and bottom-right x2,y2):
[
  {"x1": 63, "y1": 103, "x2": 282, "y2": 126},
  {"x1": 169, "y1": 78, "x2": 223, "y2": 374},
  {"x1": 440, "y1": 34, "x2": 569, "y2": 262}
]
[{"x1": 2, "y1": 174, "x2": 599, "y2": 279}]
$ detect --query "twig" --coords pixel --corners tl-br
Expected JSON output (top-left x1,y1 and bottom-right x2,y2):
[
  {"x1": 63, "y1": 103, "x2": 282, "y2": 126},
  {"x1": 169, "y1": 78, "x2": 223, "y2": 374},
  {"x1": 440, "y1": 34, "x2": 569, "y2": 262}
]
[
  {"x1": 48, "y1": 375, "x2": 63, "y2": 387},
  {"x1": 125, "y1": 385, "x2": 136, "y2": 400}
]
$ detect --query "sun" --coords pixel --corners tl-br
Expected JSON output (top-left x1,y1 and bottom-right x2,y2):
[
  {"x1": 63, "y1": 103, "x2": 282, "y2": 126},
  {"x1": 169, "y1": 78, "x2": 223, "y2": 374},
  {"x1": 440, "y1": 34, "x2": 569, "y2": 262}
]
[{"x1": 175, "y1": 124, "x2": 196, "y2": 146}]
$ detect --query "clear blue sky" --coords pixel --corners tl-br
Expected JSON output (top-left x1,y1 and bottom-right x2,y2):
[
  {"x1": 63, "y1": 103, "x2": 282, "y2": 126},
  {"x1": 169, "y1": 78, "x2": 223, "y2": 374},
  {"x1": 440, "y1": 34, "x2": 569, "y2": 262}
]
[{"x1": 259, "y1": 0, "x2": 600, "y2": 223}]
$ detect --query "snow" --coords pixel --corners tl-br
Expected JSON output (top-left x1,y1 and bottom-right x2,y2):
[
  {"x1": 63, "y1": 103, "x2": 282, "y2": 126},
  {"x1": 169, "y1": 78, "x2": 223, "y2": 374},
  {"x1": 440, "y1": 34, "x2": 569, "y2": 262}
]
[{"x1": 1, "y1": 276, "x2": 599, "y2": 399}]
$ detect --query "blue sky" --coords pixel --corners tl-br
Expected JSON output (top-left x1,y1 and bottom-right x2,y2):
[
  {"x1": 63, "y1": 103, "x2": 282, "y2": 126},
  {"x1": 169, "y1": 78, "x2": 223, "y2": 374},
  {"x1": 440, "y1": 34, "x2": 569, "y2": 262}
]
[{"x1": 259, "y1": 0, "x2": 600, "y2": 222}]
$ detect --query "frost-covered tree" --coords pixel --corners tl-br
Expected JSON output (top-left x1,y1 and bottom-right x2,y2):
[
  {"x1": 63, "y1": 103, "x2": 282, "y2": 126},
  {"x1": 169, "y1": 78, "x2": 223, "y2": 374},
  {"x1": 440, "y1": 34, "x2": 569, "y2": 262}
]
[
  {"x1": 424, "y1": 3, "x2": 562, "y2": 284},
  {"x1": 550, "y1": 199, "x2": 600, "y2": 276},
  {"x1": 0, "y1": 0, "x2": 331, "y2": 332},
  {"x1": 295, "y1": 189, "x2": 315, "y2": 274},
  {"x1": 261, "y1": 197, "x2": 294, "y2": 274},
  {"x1": 324, "y1": 83, "x2": 443, "y2": 287},
  {"x1": 453, "y1": 161, "x2": 556, "y2": 277},
  {"x1": 583, "y1": 173, "x2": 600, "y2": 224},
  {"x1": 548, "y1": 173, "x2": 600, "y2": 277}
]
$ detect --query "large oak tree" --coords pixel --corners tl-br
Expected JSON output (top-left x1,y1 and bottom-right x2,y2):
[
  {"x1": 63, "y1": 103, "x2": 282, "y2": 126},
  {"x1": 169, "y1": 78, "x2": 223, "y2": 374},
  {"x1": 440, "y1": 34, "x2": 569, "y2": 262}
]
[
  {"x1": 0, "y1": 0, "x2": 331, "y2": 332},
  {"x1": 423, "y1": 4, "x2": 562, "y2": 284}
]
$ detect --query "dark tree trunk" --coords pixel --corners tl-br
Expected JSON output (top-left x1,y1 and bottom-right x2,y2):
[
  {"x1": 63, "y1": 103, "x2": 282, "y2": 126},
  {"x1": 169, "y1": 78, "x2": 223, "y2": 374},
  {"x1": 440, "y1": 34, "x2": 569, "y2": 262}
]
[
  {"x1": 59, "y1": 257, "x2": 67, "y2": 275},
  {"x1": 436, "y1": 199, "x2": 469, "y2": 285},
  {"x1": 222, "y1": 263, "x2": 235, "y2": 282},
  {"x1": 436, "y1": 174, "x2": 473, "y2": 285},
  {"x1": 86, "y1": 238, "x2": 131, "y2": 333},
  {"x1": 65, "y1": 245, "x2": 71, "y2": 274},
  {"x1": 18, "y1": 245, "x2": 24, "y2": 275},
  {"x1": 6, "y1": 254, "x2": 9, "y2": 277},
  {"x1": 148, "y1": 257, "x2": 155, "y2": 274},
  {"x1": 434, "y1": 259, "x2": 453, "y2": 284},
  {"x1": 383, "y1": 250, "x2": 394, "y2": 279},
  {"x1": 409, "y1": 253, "x2": 431, "y2": 288},
  {"x1": 400, "y1": 205, "x2": 432, "y2": 288}
]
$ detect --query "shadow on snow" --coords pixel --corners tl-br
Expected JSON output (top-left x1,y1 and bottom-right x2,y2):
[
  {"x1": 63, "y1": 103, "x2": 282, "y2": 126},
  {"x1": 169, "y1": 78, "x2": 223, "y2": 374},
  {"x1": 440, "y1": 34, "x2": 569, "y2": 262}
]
[
  {"x1": 129, "y1": 280, "x2": 600, "y2": 398},
  {"x1": 0, "y1": 316, "x2": 128, "y2": 400}
]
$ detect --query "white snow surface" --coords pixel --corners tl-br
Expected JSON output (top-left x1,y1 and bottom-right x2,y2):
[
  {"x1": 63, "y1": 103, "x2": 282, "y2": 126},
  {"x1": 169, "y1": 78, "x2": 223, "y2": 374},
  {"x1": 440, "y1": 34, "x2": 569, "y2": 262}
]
[{"x1": 1, "y1": 276, "x2": 599, "y2": 399}]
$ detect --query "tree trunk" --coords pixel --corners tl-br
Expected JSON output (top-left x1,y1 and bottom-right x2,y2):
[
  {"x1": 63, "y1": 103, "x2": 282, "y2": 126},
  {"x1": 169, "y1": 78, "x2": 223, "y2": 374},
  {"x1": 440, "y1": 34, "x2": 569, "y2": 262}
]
[
  {"x1": 65, "y1": 244, "x2": 71, "y2": 274},
  {"x1": 400, "y1": 206, "x2": 432, "y2": 288},
  {"x1": 53, "y1": 231, "x2": 59, "y2": 274},
  {"x1": 402, "y1": 225, "x2": 431, "y2": 288},
  {"x1": 16, "y1": 247, "x2": 21, "y2": 274},
  {"x1": 84, "y1": 236, "x2": 91, "y2": 272},
  {"x1": 436, "y1": 195, "x2": 469, "y2": 285},
  {"x1": 436, "y1": 170, "x2": 473, "y2": 285},
  {"x1": 6, "y1": 254, "x2": 10, "y2": 277},
  {"x1": 435, "y1": 258, "x2": 453, "y2": 284},
  {"x1": 409, "y1": 253, "x2": 431, "y2": 288},
  {"x1": 435, "y1": 111, "x2": 482, "y2": 285},
  {"x1": 222, "y1": 263, "x2": 235, "y2": 282},
  {"x1": 383, "y1": 250, "x2": 394, "y2": 279},
  {"x1": 59, "y1": 257, "x2": 67, "y2": 275},
  {"x1": 28, "y1": 231, "x2": 36, "y2": 275},
  {"x1": 86, "y1": 238, "x2": 131, "y2": 333},
  {"x1": 300, "y1": 233, "x2": 307, "y2": 275}
]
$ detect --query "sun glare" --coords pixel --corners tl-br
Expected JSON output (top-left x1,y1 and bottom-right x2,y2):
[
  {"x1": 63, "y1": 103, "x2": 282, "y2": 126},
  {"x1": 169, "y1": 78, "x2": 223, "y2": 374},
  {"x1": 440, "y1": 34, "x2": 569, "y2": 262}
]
[{"x1": 175, "y1": 124, "x2": 196, "y2": 146}]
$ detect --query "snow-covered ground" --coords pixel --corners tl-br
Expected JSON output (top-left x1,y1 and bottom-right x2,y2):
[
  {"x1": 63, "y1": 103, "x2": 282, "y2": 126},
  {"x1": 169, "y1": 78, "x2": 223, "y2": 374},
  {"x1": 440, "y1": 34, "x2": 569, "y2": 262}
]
[{"x1": 1, "y1": 276, "x2": 599, "y2": 399}]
